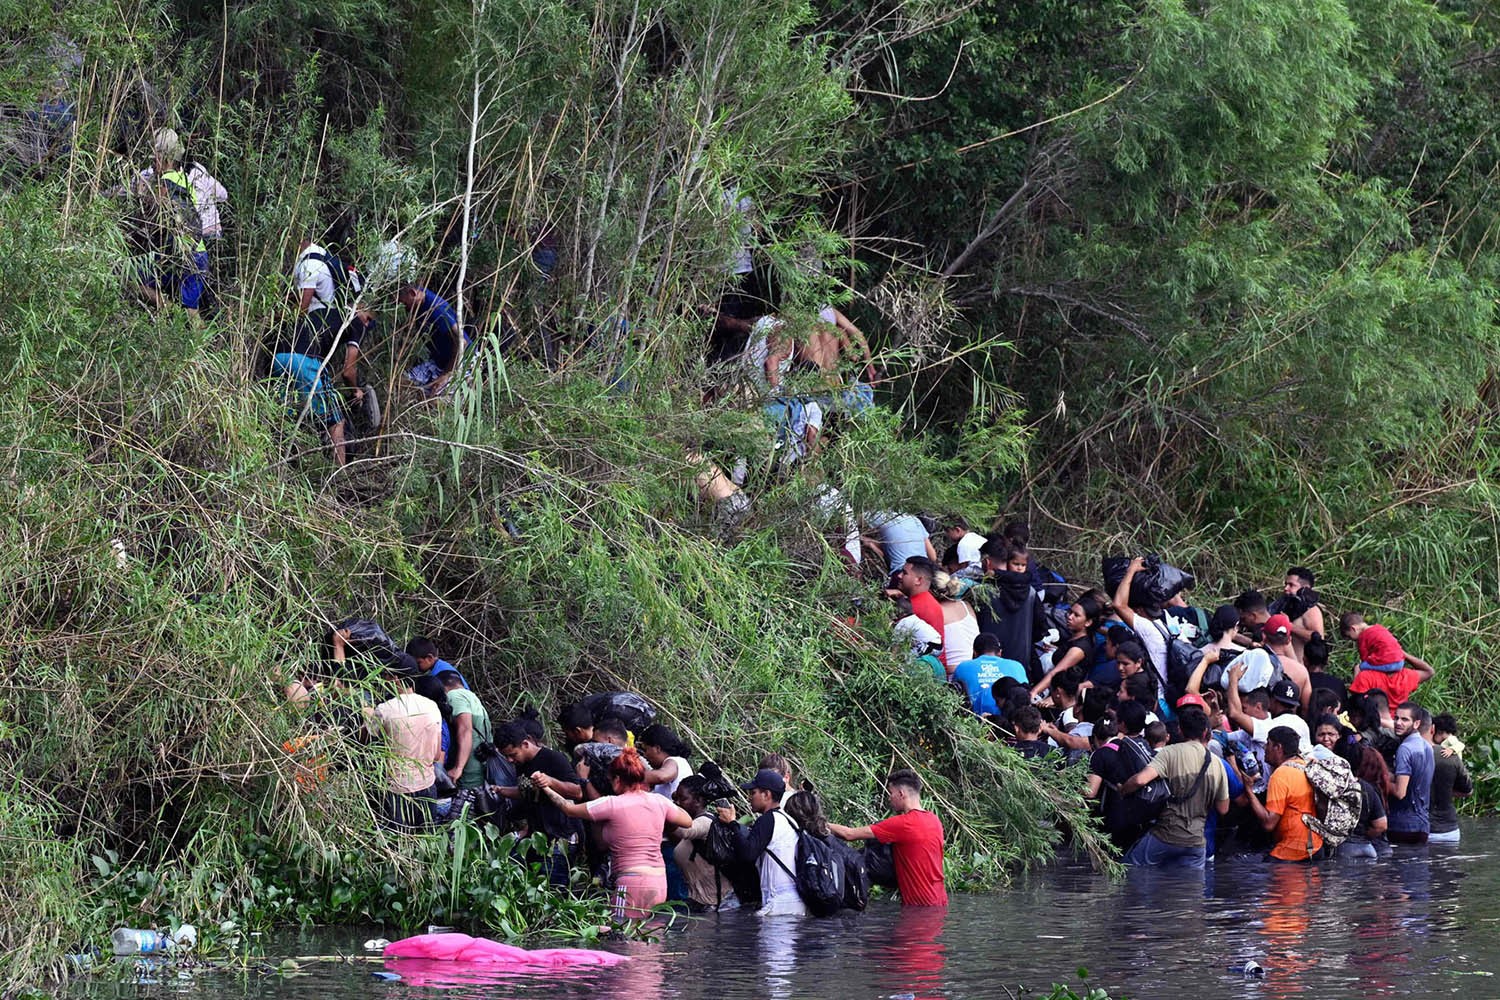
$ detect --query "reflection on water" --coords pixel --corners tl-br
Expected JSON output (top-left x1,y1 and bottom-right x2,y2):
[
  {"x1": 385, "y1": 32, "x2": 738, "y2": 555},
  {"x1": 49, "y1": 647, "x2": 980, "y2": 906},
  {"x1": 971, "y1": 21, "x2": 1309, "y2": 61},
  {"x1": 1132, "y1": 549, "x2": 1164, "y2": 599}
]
[{"x1": 74, "y1": 823, "x2": 1500, "y2": 1000}]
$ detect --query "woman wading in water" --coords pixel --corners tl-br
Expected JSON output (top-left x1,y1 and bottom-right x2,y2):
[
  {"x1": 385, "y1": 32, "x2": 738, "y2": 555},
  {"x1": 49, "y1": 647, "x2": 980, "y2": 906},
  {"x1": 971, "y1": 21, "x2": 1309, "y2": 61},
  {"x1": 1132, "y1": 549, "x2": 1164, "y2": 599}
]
[{"x1": 539, "y1": 746, "x2": 692, "y2": 919}]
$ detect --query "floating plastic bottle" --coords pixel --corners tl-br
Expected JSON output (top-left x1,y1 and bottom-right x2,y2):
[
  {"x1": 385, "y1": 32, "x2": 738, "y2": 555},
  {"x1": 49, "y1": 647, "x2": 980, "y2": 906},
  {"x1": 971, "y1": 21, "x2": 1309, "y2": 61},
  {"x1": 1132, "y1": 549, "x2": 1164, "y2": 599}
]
[
  {"x1": 110, "y1": 924, "x2": 196, "y2": 956},
  {"x1": 111, "y1": 929, "x2": 167, "y2": 956}
]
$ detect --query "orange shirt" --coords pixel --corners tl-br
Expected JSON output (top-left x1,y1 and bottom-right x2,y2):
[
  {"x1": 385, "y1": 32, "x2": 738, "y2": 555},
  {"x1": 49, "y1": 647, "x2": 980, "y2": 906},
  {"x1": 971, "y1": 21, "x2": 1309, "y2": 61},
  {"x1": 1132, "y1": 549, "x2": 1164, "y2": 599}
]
[{"x1": 1265, "y1": 760, "x2": 1323, "y2": 861}]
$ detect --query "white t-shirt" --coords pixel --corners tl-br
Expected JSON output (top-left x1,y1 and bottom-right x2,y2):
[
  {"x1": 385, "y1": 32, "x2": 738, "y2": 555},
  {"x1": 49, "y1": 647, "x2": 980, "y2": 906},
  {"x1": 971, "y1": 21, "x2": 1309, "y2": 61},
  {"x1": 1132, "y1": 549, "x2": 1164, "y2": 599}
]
[
  {"x1": 1134, "y1": 615, "x2": 1172, "y2": 690},
  {"x1": 787, "y1": 400, "x2": 823, "y2": 461},
  {"x1": 1218, "y1": 648, "x2": 1278, "y2": 692},
  {"x1": 813, "y1": 485, "x2": 861, "y2": 564},
  {"x1": 294, "y1": 243, "x2": 337, "y2": 313},
  {"x1": 1250, "y1": 713, "x2": 1312, "y2": 755},
  {"x1": 758, "y1": 810, "x2": 806, "y2": 917},
  {"x1": 955, "y1": 531, "x2": 986, "y2": 567},
  {"x1": 371, "y1": 238, "x2": 414, "y2": 284},
  {"x1": 895, "y1": 614, "x2": 942, "y2": 659},
  {"x1": 745, "y1": 316, "x2": 790, "y2": 389},
  {"x1": 652, "y1": 756, "x2": 693, "y2": 799}
]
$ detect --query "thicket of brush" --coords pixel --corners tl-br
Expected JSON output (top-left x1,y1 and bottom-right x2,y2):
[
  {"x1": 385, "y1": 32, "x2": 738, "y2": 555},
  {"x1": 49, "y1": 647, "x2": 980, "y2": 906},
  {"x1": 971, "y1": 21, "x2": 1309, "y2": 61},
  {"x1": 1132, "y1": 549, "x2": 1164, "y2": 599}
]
[
  {"x1": 0, "y1": 0, "x2": 1101, "y2": 989},
  {"x1": 7, "y1": 0, "x2": 1500, "y2": 989}
]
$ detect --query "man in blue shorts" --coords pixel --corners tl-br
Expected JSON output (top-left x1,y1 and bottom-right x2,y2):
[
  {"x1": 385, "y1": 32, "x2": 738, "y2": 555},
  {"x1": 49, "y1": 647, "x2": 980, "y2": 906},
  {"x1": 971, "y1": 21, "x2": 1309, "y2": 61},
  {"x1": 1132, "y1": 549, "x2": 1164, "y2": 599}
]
[{"x1": 270, "y1": 350, "x2": 347, "y2": 466}]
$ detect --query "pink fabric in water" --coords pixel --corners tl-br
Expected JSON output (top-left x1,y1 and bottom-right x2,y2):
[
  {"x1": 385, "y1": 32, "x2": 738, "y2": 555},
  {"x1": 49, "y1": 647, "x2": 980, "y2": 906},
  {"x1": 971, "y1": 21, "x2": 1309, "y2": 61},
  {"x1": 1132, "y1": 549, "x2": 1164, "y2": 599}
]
[{"x1": 383, "y1": 933, "x2": 628, "y2": 969}]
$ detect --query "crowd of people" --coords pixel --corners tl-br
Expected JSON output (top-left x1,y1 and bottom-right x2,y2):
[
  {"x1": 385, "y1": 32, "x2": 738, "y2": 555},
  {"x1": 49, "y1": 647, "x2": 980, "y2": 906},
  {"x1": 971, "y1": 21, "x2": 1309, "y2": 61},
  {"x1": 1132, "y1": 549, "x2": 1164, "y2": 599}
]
[
  {"x1": 118, "y1": 127, "x2": 880, "y2": 479},
  {"x1": 280, "y1": 524, "x2": 1470, "y2": 937},
  {"x1": 283, "y1": 620, "x2": 947, "y2": 923},
  {"x1": 124, "y1": 123, "x2": 1474, "y2": 909},
  {"x1": 879, "y1": 522, "x2": 1470, "y2": 870}
]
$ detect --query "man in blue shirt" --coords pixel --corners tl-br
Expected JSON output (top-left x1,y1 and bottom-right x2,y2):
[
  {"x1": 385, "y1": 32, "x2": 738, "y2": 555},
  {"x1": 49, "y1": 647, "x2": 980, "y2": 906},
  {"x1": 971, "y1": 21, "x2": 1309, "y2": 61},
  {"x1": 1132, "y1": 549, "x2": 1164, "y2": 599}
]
[
  {"x1": 1388, "y1": 701, "x2": 1435, "y2": 845},
  {"x1": 397, "y1": 285, "x2": 470, "y2": 397},
  {"x1": 951, "y1": 634, "x2": 1027, "y2": 715}
]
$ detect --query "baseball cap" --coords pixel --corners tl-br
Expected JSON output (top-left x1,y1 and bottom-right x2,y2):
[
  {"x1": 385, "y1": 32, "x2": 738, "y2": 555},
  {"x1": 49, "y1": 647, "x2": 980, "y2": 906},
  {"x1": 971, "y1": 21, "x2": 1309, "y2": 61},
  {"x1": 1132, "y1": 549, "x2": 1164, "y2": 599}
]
[
  {"x1": 741, "y1": 769, "x2": 786, "y2": 796},
  {"x1": 1269, "y1": 678, "x2": 1300, "y2": 706},
  {"x1": 1264, "y1": 613, "x2": 1293, "y2": 639},
  {"x1": 1175, "y1": 693, "x2": 1209, "y2": 710}
]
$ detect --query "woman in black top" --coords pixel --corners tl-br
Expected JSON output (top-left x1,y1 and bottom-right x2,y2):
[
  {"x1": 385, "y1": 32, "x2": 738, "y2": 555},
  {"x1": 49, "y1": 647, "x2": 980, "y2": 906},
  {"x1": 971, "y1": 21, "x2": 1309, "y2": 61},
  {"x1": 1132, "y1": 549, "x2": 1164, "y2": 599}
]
[{"x1": 1032, "y1": 594, "x2": 1106, "y2": 699}]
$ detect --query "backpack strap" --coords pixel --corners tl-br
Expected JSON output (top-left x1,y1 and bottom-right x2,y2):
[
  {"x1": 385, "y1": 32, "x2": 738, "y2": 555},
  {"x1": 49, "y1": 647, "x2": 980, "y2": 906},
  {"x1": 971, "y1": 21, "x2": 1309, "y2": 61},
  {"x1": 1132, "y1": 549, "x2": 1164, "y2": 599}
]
[
  {"x1": 763, "y1": 810, "x2": 799, "y2": 881},
  {"x1": 1168, "y1": 745, "x2": 1215, "y2": 805},
  {"x1": 302, "y1": 252, "x2": 346, "y2": 307},
  {"x1": 1148, "y1": 617, "x2": 1175, "y2": 682},
  {"x1": 1283, "y1": 759, "x2": 1318, "y2": 859}
]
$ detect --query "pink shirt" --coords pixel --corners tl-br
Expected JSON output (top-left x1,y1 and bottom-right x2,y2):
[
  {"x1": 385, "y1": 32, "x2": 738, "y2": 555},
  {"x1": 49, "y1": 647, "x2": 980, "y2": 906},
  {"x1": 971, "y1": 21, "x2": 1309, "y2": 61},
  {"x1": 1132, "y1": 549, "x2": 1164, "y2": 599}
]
[
  {"x1": 587, "y1": 791, "x2": 675, "y2": 874},
  {"x1": 373, "y1": 692, "x2": 441, "y2": 794}
]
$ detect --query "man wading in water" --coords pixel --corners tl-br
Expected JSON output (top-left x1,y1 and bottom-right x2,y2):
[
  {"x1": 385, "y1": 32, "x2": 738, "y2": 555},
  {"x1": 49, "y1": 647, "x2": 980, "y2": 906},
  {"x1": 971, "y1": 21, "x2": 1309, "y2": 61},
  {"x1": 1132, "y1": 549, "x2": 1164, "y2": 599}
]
[{"x1": 830, "y1": 769, "x2": 948, "y2": 907}]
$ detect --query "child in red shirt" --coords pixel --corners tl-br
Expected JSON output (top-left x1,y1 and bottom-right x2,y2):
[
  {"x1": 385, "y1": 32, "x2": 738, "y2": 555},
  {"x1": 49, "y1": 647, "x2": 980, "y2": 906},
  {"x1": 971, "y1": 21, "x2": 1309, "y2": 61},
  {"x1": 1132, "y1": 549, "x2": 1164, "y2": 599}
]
[{"x1": 1340, "y1": 612, "x2": 1406, "y2": 673}]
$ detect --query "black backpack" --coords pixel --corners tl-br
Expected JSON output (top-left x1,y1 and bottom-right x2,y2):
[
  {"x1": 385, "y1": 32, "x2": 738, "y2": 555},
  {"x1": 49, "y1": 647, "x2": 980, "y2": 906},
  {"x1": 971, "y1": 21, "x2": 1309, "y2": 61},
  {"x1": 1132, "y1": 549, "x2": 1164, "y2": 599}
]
[
  {"x1": 1150, "y1": 618, "x2": 1203, "y2": 703},
  {"x1": 836, "y1": 839, "x2": 870, "y2": 911},
  {"x1": 864, "y1": 841, "x2": 898, "y2": 889},
  {"x1": 693, "y1": 820, "x2": 762, "y2": 910},
  {"x1": 768, "y1": 812, "x2": 845, "y2": 917},
  {"x1": 305, "y1": 251, "x2": 361, "y2": 310}
]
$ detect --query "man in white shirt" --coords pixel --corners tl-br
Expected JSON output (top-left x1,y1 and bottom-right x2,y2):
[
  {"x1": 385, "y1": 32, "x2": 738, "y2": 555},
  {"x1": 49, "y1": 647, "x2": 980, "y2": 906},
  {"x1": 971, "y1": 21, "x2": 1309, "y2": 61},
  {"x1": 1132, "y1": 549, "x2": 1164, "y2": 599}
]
[
  {"x1": 1226, "y1": 665, "x2": 1311, "y2": 757},
  {"x1": 292, "y1": 236, "x2": 363, "y2": 351},
  {"x1": 718, "y1": 769, "x2": 806, "y2": 917}
]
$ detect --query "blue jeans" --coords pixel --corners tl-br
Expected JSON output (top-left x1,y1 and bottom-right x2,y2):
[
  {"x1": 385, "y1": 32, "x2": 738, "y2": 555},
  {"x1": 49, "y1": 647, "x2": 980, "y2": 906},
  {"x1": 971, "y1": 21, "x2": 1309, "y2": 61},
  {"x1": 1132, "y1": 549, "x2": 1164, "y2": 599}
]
[
  {"x1": 1358, "y1": 658, "x2": 1405, "y2": 674},
  {"x1": 1123, "y1": 832, "x2": 1206, "y2": 869}
]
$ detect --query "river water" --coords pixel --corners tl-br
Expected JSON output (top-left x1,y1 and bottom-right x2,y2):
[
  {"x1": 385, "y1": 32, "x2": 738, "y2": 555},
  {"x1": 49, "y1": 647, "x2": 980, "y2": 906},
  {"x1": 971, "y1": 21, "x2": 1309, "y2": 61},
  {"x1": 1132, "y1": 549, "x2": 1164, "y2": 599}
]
[{"x1": 77, "y1": 821, "x2": 1500, "y2": 1000}]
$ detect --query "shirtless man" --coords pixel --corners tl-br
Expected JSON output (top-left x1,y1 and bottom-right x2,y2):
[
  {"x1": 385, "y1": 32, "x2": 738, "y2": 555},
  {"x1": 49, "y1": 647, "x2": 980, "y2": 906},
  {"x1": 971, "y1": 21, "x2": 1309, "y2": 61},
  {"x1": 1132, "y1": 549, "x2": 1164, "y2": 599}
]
[{"x1": 1281, "y1": 566, "x2": 1325, "y2": 660}]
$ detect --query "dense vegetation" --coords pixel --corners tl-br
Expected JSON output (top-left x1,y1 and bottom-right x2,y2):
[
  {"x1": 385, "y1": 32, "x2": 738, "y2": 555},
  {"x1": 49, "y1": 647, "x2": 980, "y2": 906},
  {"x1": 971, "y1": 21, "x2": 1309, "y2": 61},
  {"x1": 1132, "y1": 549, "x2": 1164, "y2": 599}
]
[{"x1": 3, "y1": 0, "x2": 1499, "y2": 990}]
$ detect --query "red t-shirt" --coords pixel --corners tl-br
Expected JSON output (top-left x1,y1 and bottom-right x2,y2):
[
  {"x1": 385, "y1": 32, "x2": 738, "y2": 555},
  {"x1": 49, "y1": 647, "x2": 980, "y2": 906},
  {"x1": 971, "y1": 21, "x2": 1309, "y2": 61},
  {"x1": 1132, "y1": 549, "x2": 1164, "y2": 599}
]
[
  {"x1": 1349, "y1": 665, "x2": 1424, "y2": 706},
  {"x1": 909, "y1": 592, "x2": 947, "y2": 663},
  {"x1": 1357, "y1": 624, "x2": 1404, "y2": 665},
  {"x1": 871, "y1": 809, "x2": 948, "y2": 906}
]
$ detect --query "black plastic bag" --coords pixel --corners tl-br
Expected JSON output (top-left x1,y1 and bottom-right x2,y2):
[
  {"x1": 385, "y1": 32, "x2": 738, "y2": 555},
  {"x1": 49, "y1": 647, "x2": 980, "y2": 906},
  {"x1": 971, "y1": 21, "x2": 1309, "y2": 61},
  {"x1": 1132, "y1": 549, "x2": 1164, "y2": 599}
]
[
  {"x1": 574, "y1": 741, "x2": 625, "y2": 794},
  {"x1": 1142, "y1": 555, "x2": 1195, "y2": 604},
  {"x1": 331, "y1": 617, "x2": 408, "y2": 672},
  {"x1": 580, "y1": 691, "x2": 657, "y2": 733},
  {"x1": 1101, "y1": 555, "x2": 1194, "y2": 608}
]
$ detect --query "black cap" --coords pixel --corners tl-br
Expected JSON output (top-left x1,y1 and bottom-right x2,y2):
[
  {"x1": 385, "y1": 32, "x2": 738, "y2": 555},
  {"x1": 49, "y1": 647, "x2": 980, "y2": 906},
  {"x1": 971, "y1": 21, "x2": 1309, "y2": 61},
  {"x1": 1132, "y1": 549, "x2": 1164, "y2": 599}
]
[
  {"x1": 741, "y1": 769, "x2": 786, "y2": 796},
  {"x1": 1269, "y1": 679, "x2": 1300, "y2": 706}
]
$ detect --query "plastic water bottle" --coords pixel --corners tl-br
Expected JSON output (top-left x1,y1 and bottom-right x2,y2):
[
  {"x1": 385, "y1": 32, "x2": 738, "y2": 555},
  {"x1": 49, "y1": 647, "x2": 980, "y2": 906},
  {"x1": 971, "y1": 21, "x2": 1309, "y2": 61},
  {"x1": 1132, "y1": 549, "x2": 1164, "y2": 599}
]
[
  {"x1": 111, "y1": 929, "x2": 167, "y2": 955},
  {"x1": 110, "y1": 925, "x2": 196, "y2": 956}
]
